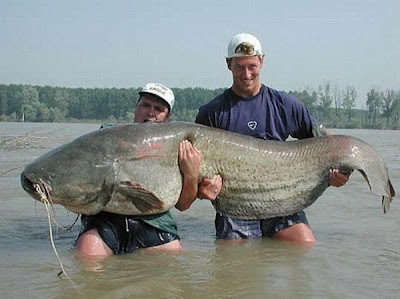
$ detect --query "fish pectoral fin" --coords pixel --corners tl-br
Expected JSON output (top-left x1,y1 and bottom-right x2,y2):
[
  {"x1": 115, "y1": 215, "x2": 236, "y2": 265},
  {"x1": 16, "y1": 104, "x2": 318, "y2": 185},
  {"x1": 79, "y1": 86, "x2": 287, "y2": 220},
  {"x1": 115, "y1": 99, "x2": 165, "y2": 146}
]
[{"x1": 115, "y1": 181, "x2": 165, "y2": 213}]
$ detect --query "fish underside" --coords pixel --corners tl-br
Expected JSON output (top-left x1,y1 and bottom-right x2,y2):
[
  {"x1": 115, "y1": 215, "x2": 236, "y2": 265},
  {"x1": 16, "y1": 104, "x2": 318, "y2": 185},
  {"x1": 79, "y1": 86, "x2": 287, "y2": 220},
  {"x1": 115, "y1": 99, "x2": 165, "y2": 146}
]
[{"x1": 20, "y1": 122, "x2": 395, "y2": 220}]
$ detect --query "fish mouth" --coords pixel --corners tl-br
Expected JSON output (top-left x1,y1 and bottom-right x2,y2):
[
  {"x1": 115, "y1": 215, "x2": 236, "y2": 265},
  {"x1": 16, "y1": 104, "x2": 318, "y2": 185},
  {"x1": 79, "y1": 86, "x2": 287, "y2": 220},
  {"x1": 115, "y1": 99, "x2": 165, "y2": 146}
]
[
  {"x1": 21, "y1": 172, "x2": 36, "y2": 196},
  {"x1": 20, "y1": 172, "x2": 50, "y2": 202}
]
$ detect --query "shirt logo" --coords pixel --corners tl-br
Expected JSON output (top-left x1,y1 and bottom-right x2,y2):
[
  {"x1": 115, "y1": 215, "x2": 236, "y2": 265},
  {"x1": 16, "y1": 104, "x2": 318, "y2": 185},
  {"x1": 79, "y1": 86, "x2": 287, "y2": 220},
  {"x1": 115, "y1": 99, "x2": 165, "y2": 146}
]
[{"x1": 247, "y1": 121, "x2": 257, "y2": 130}]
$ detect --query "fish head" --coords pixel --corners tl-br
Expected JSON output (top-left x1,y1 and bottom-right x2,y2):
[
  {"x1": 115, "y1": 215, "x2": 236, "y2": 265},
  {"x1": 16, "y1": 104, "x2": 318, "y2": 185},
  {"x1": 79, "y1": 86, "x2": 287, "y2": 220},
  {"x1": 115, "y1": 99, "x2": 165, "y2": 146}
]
[{"x1": 20, "y1": 141, "x2": 111, "y2": 214}]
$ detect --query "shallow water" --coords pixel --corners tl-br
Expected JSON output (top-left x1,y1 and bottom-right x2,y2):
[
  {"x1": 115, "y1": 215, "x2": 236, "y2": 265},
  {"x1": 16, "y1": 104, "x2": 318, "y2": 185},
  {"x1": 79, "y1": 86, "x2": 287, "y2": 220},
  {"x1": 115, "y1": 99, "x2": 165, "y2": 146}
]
[{"x1": 1, "y1": 123, "x2": 399, "y2": 298}]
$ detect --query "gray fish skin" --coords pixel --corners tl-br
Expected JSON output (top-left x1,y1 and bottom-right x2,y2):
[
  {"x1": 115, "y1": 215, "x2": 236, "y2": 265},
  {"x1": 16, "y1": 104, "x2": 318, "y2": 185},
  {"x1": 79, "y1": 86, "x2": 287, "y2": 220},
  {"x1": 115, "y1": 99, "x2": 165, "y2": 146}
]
[{"x1": 20, "y1": 122, "x2": 395, "y2": 219}]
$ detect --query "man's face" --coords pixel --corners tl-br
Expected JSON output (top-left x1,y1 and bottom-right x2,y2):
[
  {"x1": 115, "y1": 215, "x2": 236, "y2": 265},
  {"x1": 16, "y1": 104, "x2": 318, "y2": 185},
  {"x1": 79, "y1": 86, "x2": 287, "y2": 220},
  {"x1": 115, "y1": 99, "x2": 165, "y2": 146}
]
[
  {"x1": 227, "y1": 56, "x2": 263, "y2": 97},
  {"x1": 134, "y1": 94, "x2": 170, "y2": 123}
]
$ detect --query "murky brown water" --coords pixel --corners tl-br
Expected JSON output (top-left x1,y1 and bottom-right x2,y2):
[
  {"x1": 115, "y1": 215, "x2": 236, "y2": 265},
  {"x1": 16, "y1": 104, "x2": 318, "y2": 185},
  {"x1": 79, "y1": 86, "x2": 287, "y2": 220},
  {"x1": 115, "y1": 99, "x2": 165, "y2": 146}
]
[{"x1": 1, "y1": 122, "x2": 399, "y2": 298}]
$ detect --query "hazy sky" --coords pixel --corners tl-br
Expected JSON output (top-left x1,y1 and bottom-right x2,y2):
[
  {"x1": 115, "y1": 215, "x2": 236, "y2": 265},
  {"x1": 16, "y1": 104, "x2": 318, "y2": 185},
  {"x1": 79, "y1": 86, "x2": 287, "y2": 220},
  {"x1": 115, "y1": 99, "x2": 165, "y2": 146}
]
[{"x1": 1, "y1": 0, "x2": 399, "y2": 107}]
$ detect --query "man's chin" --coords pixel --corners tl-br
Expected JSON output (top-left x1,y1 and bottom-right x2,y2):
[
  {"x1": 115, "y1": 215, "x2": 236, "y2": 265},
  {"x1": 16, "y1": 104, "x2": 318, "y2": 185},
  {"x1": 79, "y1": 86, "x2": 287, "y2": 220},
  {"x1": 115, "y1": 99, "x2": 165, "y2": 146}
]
[{"x1": 236, "y1": 80, "x2": 253, "y2": 89}]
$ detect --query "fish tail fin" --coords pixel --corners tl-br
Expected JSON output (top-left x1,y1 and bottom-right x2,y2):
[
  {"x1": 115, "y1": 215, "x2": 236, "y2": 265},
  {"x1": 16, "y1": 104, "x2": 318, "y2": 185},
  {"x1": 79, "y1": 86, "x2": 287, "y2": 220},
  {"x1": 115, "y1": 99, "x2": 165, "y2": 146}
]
[
  {"x1": 389, "y1": 179, "x2": 395, "y2": 197},
  {"x1": 358, "y1": 169, "x2": 395, "y2": 214},
  {"x1": 382, "y1": 179, "x2": 396, "y2": 214},
  {"x1": 382, "y1": 196, "x2": 391, "y2": 214}
]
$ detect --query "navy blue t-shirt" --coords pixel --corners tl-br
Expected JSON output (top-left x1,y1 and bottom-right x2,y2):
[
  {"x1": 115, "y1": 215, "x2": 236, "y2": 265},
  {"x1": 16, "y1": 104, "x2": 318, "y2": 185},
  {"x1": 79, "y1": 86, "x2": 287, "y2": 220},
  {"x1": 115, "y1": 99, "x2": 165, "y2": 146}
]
[{"x1": 195, "y1": 84, "x2": 322, "y2": 141}]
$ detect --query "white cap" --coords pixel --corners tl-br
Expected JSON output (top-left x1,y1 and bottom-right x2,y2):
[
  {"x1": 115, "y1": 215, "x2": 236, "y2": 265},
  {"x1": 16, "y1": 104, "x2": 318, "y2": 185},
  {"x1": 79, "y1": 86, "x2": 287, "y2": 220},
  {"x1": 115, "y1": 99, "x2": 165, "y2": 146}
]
[
  {"x1": 139, "y1": 83, "x2": 175, "y2": 111},
  {"x1": 227, "y1": 33, "x2": 264, "y2": 58}
]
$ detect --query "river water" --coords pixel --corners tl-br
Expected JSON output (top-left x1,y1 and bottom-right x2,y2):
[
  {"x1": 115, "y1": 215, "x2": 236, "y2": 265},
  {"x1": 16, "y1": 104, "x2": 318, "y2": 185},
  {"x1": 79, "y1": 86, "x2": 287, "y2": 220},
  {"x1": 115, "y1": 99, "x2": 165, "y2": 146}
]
[{"x1": 1, "y1": 122, "x2": 399, "y2": 299}]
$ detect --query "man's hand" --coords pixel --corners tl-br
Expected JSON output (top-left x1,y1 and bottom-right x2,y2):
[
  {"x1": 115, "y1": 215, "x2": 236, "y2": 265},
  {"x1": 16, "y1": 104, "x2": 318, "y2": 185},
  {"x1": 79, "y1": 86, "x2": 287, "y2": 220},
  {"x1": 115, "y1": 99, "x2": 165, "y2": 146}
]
[
  {"x1": 329, "y1": 169, "x2": 352, "y2": 187},
  {"x1": 178, "y1": 140, "x2": 201, "y2": 179},
  {"x1": 175, "y1": 140, "x2": 202, "y2": 211},
  {"x1": 176, "y1": 140, "x2": 222, "y2": 211},
  {"x1": 198, "y1": 175, "x2": 223, "y2": 201}
]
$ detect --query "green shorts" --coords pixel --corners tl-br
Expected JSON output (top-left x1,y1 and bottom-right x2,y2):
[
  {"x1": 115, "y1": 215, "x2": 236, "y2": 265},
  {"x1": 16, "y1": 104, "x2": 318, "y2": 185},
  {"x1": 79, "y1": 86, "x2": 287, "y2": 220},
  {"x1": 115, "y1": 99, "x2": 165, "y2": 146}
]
[{"x1": 77, "y1": 212, "x2": 180, "y2": 254}]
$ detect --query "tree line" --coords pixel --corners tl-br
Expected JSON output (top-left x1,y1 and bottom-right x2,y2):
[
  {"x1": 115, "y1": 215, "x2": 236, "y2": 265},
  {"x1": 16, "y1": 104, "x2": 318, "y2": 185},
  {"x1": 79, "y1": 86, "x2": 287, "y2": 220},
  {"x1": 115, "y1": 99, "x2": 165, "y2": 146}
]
[{"x1": 0, "y1": 83, "x2": 399, "y2": 129}]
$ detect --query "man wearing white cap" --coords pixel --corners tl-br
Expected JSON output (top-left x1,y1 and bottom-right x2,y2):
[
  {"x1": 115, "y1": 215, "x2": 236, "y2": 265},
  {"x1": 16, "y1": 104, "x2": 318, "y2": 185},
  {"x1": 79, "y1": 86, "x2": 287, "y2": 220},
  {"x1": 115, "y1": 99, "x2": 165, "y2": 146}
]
[
  {"x1": 76, "y1": 83, "x2": 221, "y2": 256},
  {"x1": 196, "y1": 33, "x2": 351, "y2": 243}
]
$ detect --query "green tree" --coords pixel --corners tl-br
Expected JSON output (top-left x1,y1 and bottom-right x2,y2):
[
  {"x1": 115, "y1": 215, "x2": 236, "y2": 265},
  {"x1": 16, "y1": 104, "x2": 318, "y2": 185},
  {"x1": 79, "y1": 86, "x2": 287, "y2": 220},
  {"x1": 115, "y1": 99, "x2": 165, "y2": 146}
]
[
  {"x1": 36, "y1": 103, "x2": 52, "y2": 121},
  {"x1": 332, "y1": 84, "x2": 343, "y2": 124},
  {"x1": 366, "y1": 88, "x2": 382, "y2": 127},
  {"x1": 289, "y1": 87, "x2": 318, "y2": 116},
  {"x1": 317, "y1": 81, "x2": 332, "y2": 122},
  {"x1": 343, "y1": 85, "x2": 357, "y2": 124},
  {"x1": 0, "y1": 84, "x2": 8, "y2": 116},
  {"x1": 16, "y1": 86, "x2": 41, "y2": 121},
  {"x1": 390, "y1": 93, "x2": 400, "y2": 128},
  {"x1": 6, "y1": 84, "x2": 25, "y2": 116},
  {"x1": 53, "y1": 89, "x2": 70, "y2": 117},
  {"x1": 381, "y1": 89, "x2": 397, "y2": 128}
]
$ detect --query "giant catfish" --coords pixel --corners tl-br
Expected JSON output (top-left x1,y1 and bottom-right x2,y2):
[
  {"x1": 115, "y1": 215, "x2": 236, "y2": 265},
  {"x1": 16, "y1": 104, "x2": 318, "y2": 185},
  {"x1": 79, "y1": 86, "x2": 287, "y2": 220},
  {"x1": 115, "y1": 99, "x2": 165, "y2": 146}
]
[{"x1": 20, "y1": 122, "x2": 395, "y2": 219}]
